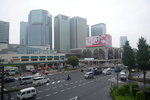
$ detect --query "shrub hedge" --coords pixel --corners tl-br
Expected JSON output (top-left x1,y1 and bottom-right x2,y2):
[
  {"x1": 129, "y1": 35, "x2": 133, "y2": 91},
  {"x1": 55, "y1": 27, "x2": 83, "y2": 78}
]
[
  {"x1": 130, "y1": 83, "x2": 139, "y2": 96},
  {"x1": 115, "y1": 96, "x2": 135, "y2": 100},
  {"x1": 136, "y1": 91, "x2": 145, "y2": 100}
]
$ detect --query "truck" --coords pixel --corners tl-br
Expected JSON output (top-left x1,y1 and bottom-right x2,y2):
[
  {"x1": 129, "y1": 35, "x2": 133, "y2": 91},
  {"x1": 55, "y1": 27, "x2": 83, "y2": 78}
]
[{"x1": 26, "y1": 65, "x2": 35, "y2": 72}]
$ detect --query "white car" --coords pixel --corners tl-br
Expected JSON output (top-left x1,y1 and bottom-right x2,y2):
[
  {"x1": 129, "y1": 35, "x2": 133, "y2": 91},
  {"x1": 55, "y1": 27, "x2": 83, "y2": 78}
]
[
  {"x1": 0, "y1": 86, "x2": 7, "y2": 92},
  {"x1": 84, "y1": 72, "x2": 94, "y2": 79},
  {"x1": 102, "y1": 68, "x2": 112, "y2": 75},
  {"x1": 17, "y1": 87, "x2": 36, "y2": 100},
  {"x1": 33, "y1": 77, "x2": 50, "y2": 85},
  {"x1": 120, "y1": 71, "x2": 128, "y2": 81}
]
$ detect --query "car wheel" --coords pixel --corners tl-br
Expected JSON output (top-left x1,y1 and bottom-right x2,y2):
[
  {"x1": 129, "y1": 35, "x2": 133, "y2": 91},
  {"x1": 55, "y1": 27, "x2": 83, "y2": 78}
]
[
  {"x1": 33, "y1": 94, "x2": 36, "y2": 99},
  {"x1": 38, "y1": 82, "x2": 40, "y2": 86},
  {"x1": 47, "y1": 80, "x2": 49, "y2": 83}
]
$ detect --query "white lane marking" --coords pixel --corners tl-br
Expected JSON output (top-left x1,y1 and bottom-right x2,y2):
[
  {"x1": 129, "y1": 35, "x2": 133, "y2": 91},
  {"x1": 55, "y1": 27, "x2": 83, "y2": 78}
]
[
  {"x1": 53, "y1": 87, "x2": 57, "y2": 89},
  {"x1": 65, "y1": 84, "x2": 68, "y2": 86},
  {"x1": 62, "y1": 80, "x2": 65, "y2": 82},
  {"x1": 73, "y1": 86, "x2": 76, "y2": 88},
  {"x1": 45, "y1": 89, "x2": 50, "y2": 91},
  {"x1": 52, "y1": 82, "x2": 55, "y2": 84},
  {"x1": 67, "y1": 87, "x2": 71, "y2": 90},
  {"x1": 36, "y1": 97, "x2": 42, "y2": 99},
  {"x1": 70, "y1": 96, "x2": 78, "y2": 100},
  {"x1": 57, "y1": 80, "x2": 60, "y2": 83},
  {"x1": 70, "y1": 82, "x2": 73, "y2": 84},
  {"x1": 78, "y1": 84, "x2": 81, "y2": 87},
  {"x1": 87, "y1": 81, "x2": 90, "y2": 83},
  {"x1": 59, "y1": 85, "x2": 62, "y2": 87},
  {"x1": 38, "y1": 91, "x2": 43, "y2": 93},
  {"x1": 61, "y1": 89, "x2": 65, "y2": 92},
  {"x1": 53, "y1": 92, "x2": 58, "y2": 94},
  {"x1": 83, "y1": 83, "x2": 86, "y2": 85},
  {"x1": 45, "y1": 94, "x2": 51, "y2": 97}
]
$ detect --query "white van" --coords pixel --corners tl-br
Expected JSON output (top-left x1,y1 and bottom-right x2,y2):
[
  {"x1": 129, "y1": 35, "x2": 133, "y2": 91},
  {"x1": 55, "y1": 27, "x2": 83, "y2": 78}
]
[
  {"x1": 17, "y1": 87, "x2": 36, "y2": 100},
  {"x1": 19, "y1": 76, "x2": 33, "y2": 85},
  {"x1": 33, "y1": 77, "x2": 50, "y2": 85}
]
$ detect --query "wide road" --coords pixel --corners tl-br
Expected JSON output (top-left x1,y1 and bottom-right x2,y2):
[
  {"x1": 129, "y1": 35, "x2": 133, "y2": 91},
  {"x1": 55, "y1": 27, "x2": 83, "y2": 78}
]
[{"x1": 4, "y1": 69, "x2": 122, "y2": 100}]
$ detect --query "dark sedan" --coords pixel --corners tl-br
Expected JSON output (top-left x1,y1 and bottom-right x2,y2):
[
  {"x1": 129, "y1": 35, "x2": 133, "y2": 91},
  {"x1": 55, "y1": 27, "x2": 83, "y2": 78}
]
[{"x1": 4, "y1": 77, "x2": 15, "y2": 83}]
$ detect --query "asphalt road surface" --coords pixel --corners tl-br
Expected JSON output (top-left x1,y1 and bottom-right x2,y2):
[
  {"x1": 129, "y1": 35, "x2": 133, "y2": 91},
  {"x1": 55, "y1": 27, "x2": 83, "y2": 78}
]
[{"x1": 2, "y1": 70, "x2": 123, "y2": 100}]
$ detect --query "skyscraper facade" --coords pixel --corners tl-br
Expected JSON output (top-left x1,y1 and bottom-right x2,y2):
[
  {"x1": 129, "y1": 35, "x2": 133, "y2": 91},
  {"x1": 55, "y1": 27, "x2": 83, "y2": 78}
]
[
  {"x1": 120, "y1": 36, "x2": 128, "y2": 47},
  {"x1": 27, "y1": 9, "x2": 52, "y2": 49},
  {"x1": 20, "y1": 21, "x2": 28, "y2": 45},
  {"x1": 0, "y1": 21, "x2": 9, "y2": 44},
  {"x1": 91, "y1": 23, "x2": 106, "y2": 36},
  {"x1": 70, "y1": 17, "x2": 88, "y2": 49},
  {"x1": 54, "y1": 14, "x2": 70, "y2": 52}
]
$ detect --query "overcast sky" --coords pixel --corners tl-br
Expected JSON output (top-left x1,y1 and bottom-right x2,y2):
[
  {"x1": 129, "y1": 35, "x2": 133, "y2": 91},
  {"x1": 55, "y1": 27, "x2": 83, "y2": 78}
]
[{"x1": 0, "y1": 0, "x2": 150, "y2": 48}]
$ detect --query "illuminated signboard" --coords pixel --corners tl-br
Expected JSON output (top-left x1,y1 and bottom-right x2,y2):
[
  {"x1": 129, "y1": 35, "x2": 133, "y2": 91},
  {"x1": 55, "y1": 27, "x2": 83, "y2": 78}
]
[{"x1": 86, "y1": 34, "x2": 112, "y2": 48}]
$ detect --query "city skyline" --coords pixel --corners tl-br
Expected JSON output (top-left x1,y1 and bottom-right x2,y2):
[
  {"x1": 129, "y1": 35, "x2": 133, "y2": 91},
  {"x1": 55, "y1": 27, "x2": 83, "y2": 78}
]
[{"x1": 0, "y1": 0, "x2": 150, "y2": 48}]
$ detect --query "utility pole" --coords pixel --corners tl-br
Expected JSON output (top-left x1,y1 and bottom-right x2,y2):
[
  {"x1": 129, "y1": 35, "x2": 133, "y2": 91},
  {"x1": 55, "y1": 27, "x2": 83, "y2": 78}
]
[
  {"x1": 117, "y1": 71, "x2": 119, "y2": 88},
  {"x1": 1, "y1": 66, "x2": 4, "y2": 100},
  {"x1": 114, "y1": 64, "x2": 120, "y2": 88}
]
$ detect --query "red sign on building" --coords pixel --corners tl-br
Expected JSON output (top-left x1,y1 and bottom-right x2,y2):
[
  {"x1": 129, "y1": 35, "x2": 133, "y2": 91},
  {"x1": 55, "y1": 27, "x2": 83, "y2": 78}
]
[{"x1": 86, "y1": 34, "x2": 112, "y2": 48}]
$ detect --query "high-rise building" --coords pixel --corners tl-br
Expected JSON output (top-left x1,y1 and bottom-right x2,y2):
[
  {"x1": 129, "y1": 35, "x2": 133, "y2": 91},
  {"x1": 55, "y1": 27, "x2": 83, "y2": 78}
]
[
  {"x1": 20, "y1": 21, "x2": 28, "y2": 45},
  {"x1": 120, "y1": 36, "x2": 128, "y2": 47},
  {"x1": 54, "y1": 14, "x2": 70, "y2": 52},
  {"x1": 91, "y1": 23, "x2": 106, "y2": 36},
  {"x1": 0, "y1": 21, "x2": 9, "y2": 44},
  {"x1": 70, "y1": 17, "x2": 88, "y2": 49},
  {"x1": 27, "y1": 9, "x2": 52, "y2": 49}
]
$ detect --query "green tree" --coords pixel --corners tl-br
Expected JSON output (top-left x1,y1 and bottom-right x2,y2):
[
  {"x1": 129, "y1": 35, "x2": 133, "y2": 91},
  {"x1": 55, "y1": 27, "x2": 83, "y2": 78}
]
[
  {"x1": 136, "y1": 37, "x2": 150, "y2": 84},
  {"x1": 122, "y1": 41, "x2": 135, "y2": 74},
  {"x1": 67, "y1": 56, "x2": 79, "y2": 68}
]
